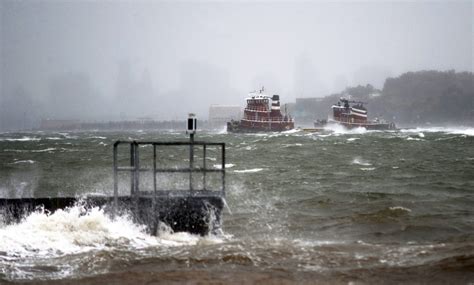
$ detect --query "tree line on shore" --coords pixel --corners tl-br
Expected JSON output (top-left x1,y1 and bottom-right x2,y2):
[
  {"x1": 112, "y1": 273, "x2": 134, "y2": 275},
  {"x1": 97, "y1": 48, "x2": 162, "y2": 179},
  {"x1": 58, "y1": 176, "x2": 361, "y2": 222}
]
[{"x1": 310, "y1": 70, "x2": 473, "y2": 126}]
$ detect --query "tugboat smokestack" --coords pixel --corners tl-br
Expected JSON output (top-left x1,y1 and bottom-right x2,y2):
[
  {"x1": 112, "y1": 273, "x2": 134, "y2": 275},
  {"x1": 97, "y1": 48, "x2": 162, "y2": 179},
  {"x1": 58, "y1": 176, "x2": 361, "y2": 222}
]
[{"x1": 271, "y1": 95, "x2": 280, "y2": 110}]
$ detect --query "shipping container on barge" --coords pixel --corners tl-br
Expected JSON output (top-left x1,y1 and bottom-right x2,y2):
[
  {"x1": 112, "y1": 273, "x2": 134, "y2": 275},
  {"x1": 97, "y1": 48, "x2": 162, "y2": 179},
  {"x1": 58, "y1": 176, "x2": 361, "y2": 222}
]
[
  {"x1": 314, "y1": 98, "x2": 396, "y2": 130},
  {"x1": 227, "y1": 87, "x2": 294, "y2": 132}
]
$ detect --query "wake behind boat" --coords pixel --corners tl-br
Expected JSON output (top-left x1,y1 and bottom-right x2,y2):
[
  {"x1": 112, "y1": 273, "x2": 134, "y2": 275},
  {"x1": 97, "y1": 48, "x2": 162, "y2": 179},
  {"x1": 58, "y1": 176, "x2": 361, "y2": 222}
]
[
  {"x1": 227, "y1": 87, "x2": 294, "y2": 133},
  {"x1": 315, "y1": 98, "x2": 397, "y2": 130}
]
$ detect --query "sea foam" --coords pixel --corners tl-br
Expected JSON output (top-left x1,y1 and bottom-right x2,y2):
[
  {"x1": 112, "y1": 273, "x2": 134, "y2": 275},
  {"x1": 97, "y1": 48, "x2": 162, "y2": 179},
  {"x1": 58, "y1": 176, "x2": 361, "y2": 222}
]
[
  {"x1": 401, "y1": 127, "x2": 474, "y2": 136},
  {"x1": 213, "y1": 164, "x2": 235, "y2": 169},
  {"x1": 0, "y1": 204, "x2": 224, "y2": 259},
  {"x1": 351, "y1": 157, "x2": 372, "y2": 166},
  {"x1": 11, "y1": 160, "x2": 35, "y2": 164},
  {"x1": 233, "y1": 168, "x2": 264, "y2": 173},
  {"x1": 0, "y1": 136, "x2": 41, "y2": 142},
  {"x1": 324, "y1": 124, "x2": 368, "y2": 135}
]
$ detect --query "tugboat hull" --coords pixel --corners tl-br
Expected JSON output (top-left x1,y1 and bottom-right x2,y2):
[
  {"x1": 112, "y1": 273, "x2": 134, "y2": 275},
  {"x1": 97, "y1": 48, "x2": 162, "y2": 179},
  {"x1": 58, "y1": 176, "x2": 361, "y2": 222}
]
[
  {"x1": 326, "y1": 120, "x2": 397, "y2": 130},
  {"x1": 227, "y1": 120, "x2": 294, "y2": 133}
]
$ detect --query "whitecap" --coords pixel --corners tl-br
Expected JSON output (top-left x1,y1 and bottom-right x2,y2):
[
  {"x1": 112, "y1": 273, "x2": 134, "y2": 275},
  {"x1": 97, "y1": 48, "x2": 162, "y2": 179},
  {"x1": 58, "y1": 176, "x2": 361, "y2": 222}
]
[
  {"x1": 281, "y1": 129, "x2": 301, "y2": 134},
  {"x1": 352, "y1": 157, "x2": 372, "y2": 166},
  {"x1": 0, "y1": 205, "x2": 226, "y2": 259},
  {"x1": 282, "y1": 143, "x2": 303, "y2": 147},
  {"x1": 347, "y1": 137, "x2": 360, "y2": 142},
  {"x1": 1, "y1": 136, "x2": 41, "y2": 142},
  {"x1": 401, "y1": 127, "x2": 474, "y2": 136},
  {"x1": 316, "y1": 134, "x2": 333, "y2": 138},
  {"x1": 213, "y1": 163, "x2": 235, "y2": 169},
  {"x1": 35, "y1": 148, "x2": 57, "y2": 152},
  {"x1": 0, "y1": 207, "x2": 154, "y2": 257},
  {"x1": 4, "y1": 148, "x2": 56, "y2": 153},
  {"x1": 248, "y1": 133, "x2": 268, "y2": 137},
  {"x1": 58, "y1": 133, "x2": 78, "y2": 139},
  {"x1": 84, "y1": 192, "x2": 107, "y2": 197},
  {"x1": 324, "y1": 124, "x2": 368, "y2": 135},
  {"x1": 389, "y1": 206, "x2": 412, "y2": 213},
  {"x1": 59, "y1": 148, "x2": 81, "y2": 152},
  {"x1": 217, "y1": 127, "x2": 227, "y2": 134},
  {"x1": 233, "y1": 168, "x2": 263, "y2": 173},
  {"x1": 406, "y1": 137, "x2": 423, "y2": 141},
  {"x1": 293, "y1": 239, "x2": 342, "y2": 247},
  {"x1": 360, "y1": 167, "x2": 375, "y2": 171},
  {"x1": 448, "y1": 128, "x2": 474, "y2": 136},
  {"x1": 11, "y1": 160, "x2": 35, "y2": 164}
]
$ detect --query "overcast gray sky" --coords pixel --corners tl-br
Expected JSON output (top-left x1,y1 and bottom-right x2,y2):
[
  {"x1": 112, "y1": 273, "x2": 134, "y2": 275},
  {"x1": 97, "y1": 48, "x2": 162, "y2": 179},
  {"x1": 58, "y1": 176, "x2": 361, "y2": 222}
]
[{"x1": 0, "y1": 0, "x2": 472, "y2": 128}]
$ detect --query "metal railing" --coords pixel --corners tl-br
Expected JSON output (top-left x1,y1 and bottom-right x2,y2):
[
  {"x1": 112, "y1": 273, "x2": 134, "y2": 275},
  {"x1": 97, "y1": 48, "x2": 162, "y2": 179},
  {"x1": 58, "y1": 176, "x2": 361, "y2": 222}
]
[
  {"x1": 242, "y1": 116, "x2": 294, "y2": 122},
  {"x1": 112, "y1": 140, "x2": 226, "y2": 215}
]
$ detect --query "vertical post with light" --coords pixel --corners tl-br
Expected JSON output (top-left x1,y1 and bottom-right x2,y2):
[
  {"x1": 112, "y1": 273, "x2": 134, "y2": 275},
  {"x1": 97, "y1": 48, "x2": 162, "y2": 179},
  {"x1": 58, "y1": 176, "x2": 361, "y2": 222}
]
[{"x1": 186, "y1": 114, "x2": 197, "y2": 192}]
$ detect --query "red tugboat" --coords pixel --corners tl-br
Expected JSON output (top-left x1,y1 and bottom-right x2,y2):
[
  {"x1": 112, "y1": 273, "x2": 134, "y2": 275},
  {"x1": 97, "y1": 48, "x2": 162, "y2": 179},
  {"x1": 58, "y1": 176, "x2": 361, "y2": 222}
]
[
  {"x1": 227, "y1": 87, "x2": 294, "y2": 132},
  {"x1": 314, "y1": 98, "x2": 396, "y2": 130}
]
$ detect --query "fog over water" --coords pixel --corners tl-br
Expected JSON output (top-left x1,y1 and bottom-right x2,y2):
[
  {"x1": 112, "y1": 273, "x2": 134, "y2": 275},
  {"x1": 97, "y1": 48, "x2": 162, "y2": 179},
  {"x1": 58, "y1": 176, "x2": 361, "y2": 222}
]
[{"x1": 0, "y1": 1, "x2": 472, "y2": 130}]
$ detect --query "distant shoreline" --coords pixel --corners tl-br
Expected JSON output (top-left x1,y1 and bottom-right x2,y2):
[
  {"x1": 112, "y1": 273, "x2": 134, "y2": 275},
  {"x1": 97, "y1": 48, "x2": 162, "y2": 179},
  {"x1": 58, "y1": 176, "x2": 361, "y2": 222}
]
[
  {"x1": 32, "y1": 119, "x2": 218, "y2": 132},
  {"x1": 14, "y1": 121, "x2": 474, "y2": 132}
]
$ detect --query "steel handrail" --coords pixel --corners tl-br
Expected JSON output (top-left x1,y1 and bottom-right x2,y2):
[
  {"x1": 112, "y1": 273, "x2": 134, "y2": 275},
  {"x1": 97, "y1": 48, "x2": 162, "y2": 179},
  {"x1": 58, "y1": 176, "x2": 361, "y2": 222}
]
[{"x1": 113, "y1": 140, "x2": 226, "y2": 217}]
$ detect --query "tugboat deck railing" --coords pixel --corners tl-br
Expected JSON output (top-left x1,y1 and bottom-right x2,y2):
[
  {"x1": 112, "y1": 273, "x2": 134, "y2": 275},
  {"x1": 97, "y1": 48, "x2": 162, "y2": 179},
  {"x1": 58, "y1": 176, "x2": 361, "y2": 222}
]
[{"x1": 241, "y1": 118, "x2": 294, "y2": 123}]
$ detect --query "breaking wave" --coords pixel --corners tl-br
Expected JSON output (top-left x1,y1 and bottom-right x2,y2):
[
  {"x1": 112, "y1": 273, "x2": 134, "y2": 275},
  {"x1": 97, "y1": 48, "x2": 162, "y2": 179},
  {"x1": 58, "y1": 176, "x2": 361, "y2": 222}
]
[
  {"x1": 406, "y1": 137, "x2": 424, "y2": 141},
  {"x1": 10, "y1": 160, "x2": 35, "y2": 164},
  {"x1": 281, "y1": 129, "x2": 301, "y2": 134},
  {"x1": 360, "y1": 167, "x2": 376, "y2": 171},
  {"x1": 324, "y1": 124, "x2": 368, "y2": 135},
  {"x1": 0, "y1": 136, "x2": 41, "y2": 142},
  {"x1": 401, "y1": 127, "x2": 474, "y2": 136},
  {"x1": 0, "y1": 205, "x2": 224, "y2": 259},
  {"x1": 352, "y1": 157, "x2": 372, "y2": 166},
  {"x1": 233, "y1": 168, "x2": 264, "y2": 173},
  {"x1": 0, "y1": 204, "x2": 227, "y2": 281},
  {"x1": 217, "y1": 126, "x2": 228, "y2": 134},
  {"x1": 4, "y1": 148, "x2": 57, "y2": 153},
  {"x1": 213, "y1": 163, "x2": 235, "y2": 169}
]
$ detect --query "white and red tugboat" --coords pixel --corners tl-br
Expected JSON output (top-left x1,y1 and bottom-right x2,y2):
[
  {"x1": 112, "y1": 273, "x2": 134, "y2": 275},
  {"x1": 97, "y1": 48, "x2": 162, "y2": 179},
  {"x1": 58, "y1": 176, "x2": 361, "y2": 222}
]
[
  {"x1": 227, "y1": 87, "x2": 294, "y2": 132},
  {"x1": 315, "y1": 98, "x2": 396, "y2": 130}
]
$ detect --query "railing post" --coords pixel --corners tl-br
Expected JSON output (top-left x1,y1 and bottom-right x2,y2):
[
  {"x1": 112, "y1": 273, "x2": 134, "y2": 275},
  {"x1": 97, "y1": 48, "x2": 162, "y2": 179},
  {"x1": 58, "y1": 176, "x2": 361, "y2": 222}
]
[
  {"x1": 113, "y1": 142, "x2": 119, "y2": 218},
  {"x1": 221, "y1": 144, "x2": 226, "y2": 197},
  {"x1": 133, "y1": 141, "x2": 140, "y2": 218},
  {"x1": 152, "y1": 144, "x2": 158, "y2": 234},
  {"x1": 203, "y1": 144, "x2": 207, "y2": 191},
  {"x1": 134, "y1": 141, "x2": 140, "y2": 194},
  {"x1": 130, "y1": 142, "x2": 135, "y2": 195},
  {"x1": 189, "y1": 134, "x2": 194, "y2": 192},
  {"x1": 153, "y1": 144, "x2": 157, "y2": 200},
  {"x1": 113, "y1": 139, "x2": 225, "y2": 234}
]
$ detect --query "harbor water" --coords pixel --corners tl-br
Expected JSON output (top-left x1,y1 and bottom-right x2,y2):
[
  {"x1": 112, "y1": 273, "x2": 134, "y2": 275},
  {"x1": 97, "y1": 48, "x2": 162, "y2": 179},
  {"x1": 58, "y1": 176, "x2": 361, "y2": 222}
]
[{"x1": 0, "y1": 127, "x2": 473, "y2": 284}]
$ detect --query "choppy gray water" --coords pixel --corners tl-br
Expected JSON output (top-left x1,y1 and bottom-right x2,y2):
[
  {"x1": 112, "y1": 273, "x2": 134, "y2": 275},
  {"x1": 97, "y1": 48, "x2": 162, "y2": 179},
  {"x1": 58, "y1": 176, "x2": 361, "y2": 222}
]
[{"x1": 0, "y1": 127, "x2": 473, "y2": 284}]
